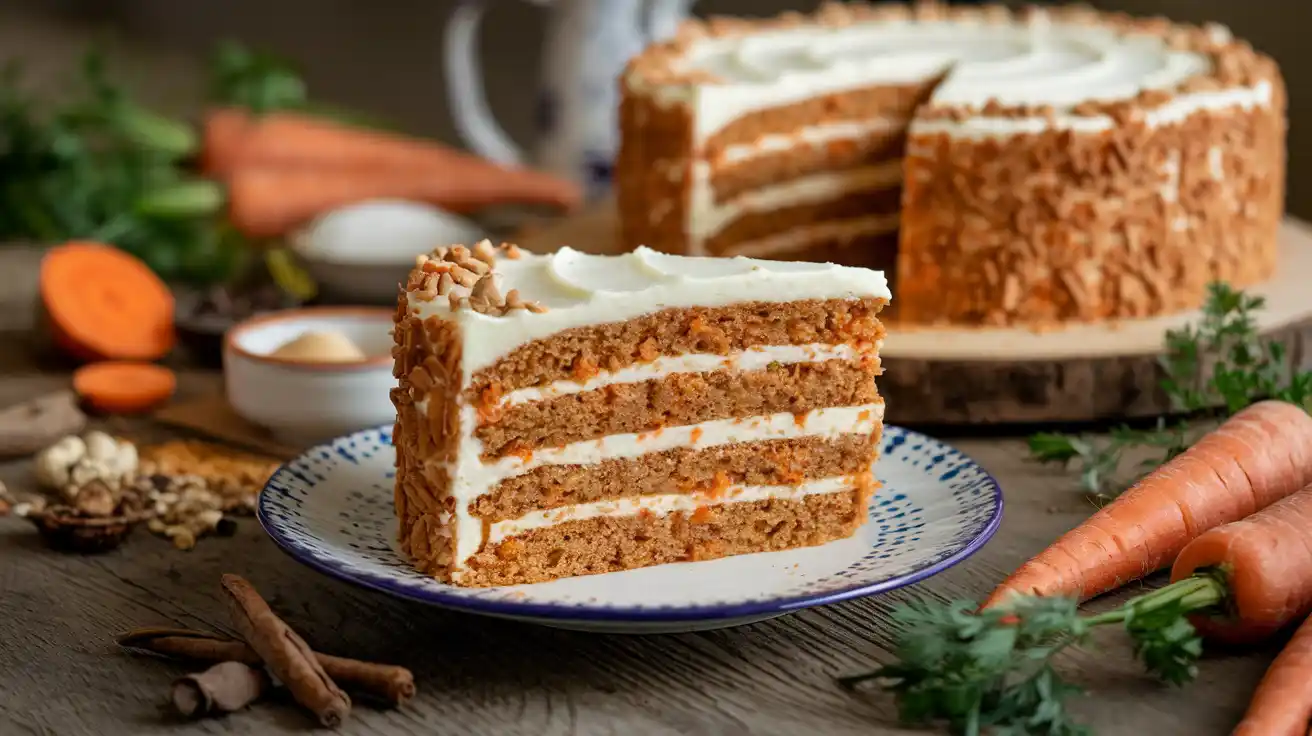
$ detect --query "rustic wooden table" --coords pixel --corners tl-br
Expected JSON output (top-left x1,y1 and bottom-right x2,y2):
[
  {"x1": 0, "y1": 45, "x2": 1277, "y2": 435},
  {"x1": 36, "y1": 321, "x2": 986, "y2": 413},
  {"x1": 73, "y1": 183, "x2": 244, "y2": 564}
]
[
  {"x1": 0, "y1": 7, "x2": 1285, "y2": 734},
  {"x1": 0, "y1": 242, "x2": 1279, "y2": 736}
]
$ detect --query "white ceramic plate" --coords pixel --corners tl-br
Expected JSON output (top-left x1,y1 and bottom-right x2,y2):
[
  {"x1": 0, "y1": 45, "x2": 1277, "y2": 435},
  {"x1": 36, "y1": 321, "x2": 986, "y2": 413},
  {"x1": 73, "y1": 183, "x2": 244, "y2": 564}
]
[{"x1": 258, "y1": 425, "x2": 1002, "y2": 634}]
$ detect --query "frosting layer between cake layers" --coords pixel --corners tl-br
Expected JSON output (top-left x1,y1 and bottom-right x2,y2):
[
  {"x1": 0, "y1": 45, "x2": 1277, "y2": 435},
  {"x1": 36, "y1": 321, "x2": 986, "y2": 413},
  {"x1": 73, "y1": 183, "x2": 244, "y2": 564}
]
[
  {"x1": 392, "y1": 243, "x2": 889, "y2": 586},
  {"x1": 616, "y1": 1, "x2": 1285, "y2": 327}
]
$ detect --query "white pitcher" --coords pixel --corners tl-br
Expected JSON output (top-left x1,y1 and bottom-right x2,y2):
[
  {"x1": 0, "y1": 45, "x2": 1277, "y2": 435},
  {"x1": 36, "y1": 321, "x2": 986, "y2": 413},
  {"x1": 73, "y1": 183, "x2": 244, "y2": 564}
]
[{"x1": 443, "y1": 0, "x2": 695, "y2": 202}]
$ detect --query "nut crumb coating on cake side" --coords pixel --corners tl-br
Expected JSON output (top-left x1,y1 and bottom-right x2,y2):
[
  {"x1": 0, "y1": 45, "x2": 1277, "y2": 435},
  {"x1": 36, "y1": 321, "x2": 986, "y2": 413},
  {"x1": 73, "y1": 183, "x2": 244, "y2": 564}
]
[
  {"x1": 390, "y1": 242, "x2": 890, "y2": 586},
  {"x1": 616, "y1": 0, "x2": 1286, "y2": 327}
]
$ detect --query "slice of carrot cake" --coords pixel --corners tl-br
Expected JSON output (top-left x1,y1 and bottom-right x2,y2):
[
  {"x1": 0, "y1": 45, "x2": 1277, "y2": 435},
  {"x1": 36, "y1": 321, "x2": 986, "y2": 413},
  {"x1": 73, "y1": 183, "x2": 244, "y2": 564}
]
[{"x1": 391, "y1": 240, "x2": 889, "y2": 587}]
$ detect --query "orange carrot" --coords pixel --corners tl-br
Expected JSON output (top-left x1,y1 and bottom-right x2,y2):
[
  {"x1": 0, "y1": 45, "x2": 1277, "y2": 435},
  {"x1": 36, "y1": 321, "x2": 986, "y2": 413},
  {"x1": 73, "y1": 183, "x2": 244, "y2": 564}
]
[
  {"x1": 982, "y1": 400, "x2": 1312, "y2": 610},
  {"x1": 39, "y1": 242, "x2": 176, "y2": 362},
  {"x1": 225, "y1": 164, "x2": 576, "y2": 238},
  {"x1": 200, "y1": 108, "x2": 580, "y2": 211},
  {"x1": 73, "y1": 361, "x2": 177, "y2": 414},
  {"x1": 199, "y1": 107, "x2": 251, "y2": 177},
  {"x1": 1232, "y1": 614, "x2": 1312, "y2": 736},
  {"x1": 1168, "y1": 482, "x2": 1312, "y2": 645}
]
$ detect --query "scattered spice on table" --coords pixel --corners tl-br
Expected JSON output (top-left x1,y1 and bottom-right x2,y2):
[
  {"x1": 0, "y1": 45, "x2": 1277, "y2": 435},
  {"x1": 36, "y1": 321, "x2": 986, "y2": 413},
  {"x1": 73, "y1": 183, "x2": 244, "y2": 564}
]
[{"x1": 15, "y1": 431, "x2": 279, "y2": 553}]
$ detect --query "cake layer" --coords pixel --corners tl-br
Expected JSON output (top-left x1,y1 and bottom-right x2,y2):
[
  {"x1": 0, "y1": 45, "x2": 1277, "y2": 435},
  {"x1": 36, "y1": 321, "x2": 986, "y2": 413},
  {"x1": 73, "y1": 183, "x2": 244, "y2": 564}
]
[
  {"x1": 701, "y1": 84, "x2": 936, "y2": 152},
  {"x1": 720, "y1": 216, "x2": 901, "y2": 261},
  {"x1": 476, "y1": 358, "x2": 879, "y2": 459},
  {"x1": 465, "y1": 297, "x2": 886, "y2": 398},
  {"x1": 704, "y1": 186, "x2": 903, "y2": 255},
  {"x1": 459, "y1": 485, "x2": 873, "y2": 586},
  {"x1": 448, "y1": 403, "x2": 884, "y2": 564},
  {"x1": 473, "y1": 433, "x2": 878, "y2": 521},
  {"x1": 497, "y1": 343, "x2": 861, "y2": 407},
  {"x1": 694, "y1": 163, "x2": 903, "y2": 241},
  {"x1": 708, "y1": 120, "x2": 906, "y2": 202}
]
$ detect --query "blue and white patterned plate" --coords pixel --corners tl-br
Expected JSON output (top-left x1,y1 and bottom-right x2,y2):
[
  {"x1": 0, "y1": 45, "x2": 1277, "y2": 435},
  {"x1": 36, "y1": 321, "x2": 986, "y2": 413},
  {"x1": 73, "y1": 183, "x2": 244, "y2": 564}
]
[{"x1": 258, "y1": 425, "x2": 1003, "y2": 634}]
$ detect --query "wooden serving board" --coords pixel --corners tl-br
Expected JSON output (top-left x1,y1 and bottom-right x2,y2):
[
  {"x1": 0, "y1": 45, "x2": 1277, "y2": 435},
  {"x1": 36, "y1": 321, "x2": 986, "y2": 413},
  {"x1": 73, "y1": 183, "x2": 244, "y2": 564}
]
[{"x1": 515, "y1": 200, "x2": 1312, "y2": 426}]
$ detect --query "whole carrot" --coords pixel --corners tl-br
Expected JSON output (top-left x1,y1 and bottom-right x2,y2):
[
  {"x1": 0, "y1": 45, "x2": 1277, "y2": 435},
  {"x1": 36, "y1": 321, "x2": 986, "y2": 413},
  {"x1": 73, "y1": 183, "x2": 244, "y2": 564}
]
[
  {"x1": 199, "y1": 107, "x2": 250, "y2": 178},
  {"x1": 200, "y1": 109, "x2": 580, "y2": 211},
  {"x1": 847, "y1": 481, "x2": 1312, "y2": 734},
  {"x1": 225, "y1": 164, "x2": 579, "y2": 237},
  {"x1": 1232, "y1": 614, "x2": 1312, "y2": 736},
  {"x1": 983, "y1": 400, "x2": 1312, "y2": 610}
]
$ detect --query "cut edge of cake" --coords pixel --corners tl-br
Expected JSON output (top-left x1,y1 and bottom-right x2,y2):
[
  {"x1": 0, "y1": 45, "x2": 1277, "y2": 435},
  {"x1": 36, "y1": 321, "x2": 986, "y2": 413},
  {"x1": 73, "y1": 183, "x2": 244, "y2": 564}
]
[{"x1": 391, "y1": 240, "x2": 890, "y2": 587}]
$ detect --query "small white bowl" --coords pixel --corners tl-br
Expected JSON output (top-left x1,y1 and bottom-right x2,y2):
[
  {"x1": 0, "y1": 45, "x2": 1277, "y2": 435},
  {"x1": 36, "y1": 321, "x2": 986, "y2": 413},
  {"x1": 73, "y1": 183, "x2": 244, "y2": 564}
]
[
  {"x1": 223, "y1": 307, "x2": 396, "y2": 447},
  {"x1": 289, "y1": 199, "x2": 487, "y2": 305}
]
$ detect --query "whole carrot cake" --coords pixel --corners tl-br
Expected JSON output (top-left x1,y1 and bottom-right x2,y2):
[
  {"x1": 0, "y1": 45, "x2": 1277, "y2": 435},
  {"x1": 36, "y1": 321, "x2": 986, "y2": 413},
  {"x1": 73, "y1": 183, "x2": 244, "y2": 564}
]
[
  {"x1": 616, "y1": 1, "x2": 1285, "y2": 327},
  {"x1": 391, "y1": 240, "x2": 888, "y2": 586}
]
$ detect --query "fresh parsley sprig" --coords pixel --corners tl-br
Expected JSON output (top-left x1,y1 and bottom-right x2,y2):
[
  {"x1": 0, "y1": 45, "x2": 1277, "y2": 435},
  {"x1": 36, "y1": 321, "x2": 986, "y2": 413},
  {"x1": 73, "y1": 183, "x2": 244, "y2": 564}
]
[
  {"x1": 1029, "y1": 282, "x2": 1312, "y2": 499},
  {"x1": 842, "y1": 577, "x2": 1225, "y2": 735}
]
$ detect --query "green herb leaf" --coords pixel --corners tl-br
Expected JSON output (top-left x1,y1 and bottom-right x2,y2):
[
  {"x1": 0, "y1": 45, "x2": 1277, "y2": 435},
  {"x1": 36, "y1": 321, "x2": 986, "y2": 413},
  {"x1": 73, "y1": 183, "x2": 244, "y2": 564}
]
[{"x1": 1030, "y1": 282, "x2": 1312, "y2": 501}]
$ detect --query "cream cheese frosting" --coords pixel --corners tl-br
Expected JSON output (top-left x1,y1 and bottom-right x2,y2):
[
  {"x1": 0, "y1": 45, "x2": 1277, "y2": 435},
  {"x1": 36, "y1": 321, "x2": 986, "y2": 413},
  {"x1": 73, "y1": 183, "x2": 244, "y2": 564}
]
[
  {"x1": 629, "y1": 8, "x2": 1263, "y2": 142},
  {"x1": 410, "y1": 246, "x2": 890, "y2": 380}
]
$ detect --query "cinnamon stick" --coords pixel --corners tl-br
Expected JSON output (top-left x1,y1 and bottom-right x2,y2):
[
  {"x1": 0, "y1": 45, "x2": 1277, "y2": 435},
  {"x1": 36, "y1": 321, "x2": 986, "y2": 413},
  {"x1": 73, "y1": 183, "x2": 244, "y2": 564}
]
[
  {"x1": 219, "y1": 574, "x2": 351, "y2": 727},
  {"x1": 117, "y1": 627, "x2": 415, "y2": 706},
  {"x1": 172, "y1": 661, "x2": 269, "y2": 718}
]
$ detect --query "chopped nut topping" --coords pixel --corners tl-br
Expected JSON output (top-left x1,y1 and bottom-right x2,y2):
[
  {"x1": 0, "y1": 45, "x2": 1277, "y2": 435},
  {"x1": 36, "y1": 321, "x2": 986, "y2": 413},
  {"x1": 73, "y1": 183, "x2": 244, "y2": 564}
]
[{"x1": 406, "y1": 241, "x2": 547, "y2": 315}]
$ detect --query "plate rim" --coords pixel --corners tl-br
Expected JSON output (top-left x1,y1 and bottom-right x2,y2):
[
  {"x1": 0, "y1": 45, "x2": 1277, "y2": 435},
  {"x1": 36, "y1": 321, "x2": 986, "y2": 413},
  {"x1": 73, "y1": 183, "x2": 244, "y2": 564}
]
[{"x1": 257, "y1": 424, "x2": 1004, "y2": 623}]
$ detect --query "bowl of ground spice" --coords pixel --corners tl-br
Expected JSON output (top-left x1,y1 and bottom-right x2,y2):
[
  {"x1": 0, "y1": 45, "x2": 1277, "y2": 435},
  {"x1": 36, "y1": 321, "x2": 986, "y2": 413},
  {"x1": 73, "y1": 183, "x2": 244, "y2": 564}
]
[{"x1": 223, "y1": 307, "x2": 395, "y2": 446}]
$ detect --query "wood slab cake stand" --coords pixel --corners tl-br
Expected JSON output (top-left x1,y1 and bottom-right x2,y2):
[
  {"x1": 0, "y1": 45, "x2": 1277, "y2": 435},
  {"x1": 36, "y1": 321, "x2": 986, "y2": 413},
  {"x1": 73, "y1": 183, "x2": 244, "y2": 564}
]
[{"x1": 515, "y1": 201, "x2": 1312, "y2": 426}]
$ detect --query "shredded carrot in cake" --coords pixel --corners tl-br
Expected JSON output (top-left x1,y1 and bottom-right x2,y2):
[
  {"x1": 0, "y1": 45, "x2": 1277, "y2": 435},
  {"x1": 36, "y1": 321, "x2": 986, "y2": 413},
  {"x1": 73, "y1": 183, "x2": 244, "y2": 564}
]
[
  {"x1": 706, "y1": 471, "x2": 732, "y2": 499},
  {"x1": 571, "y1": 355, "x2": 599, "y2": 381},
  {"x1": 690, "y1": 506, "x2": 714, "y2": 524},
  {"x1": 637, "y1": 337, "x2": 659, "y2": 361},
  {"x1": 689, "y1": 427, "x2": 703, "y2": 443},
  {"x1": 507, "y1": 444, "x2": 534, "y2": 463},
  {"x1": 477, "y1": 383, "x2": 504, "y2": 423},
  {"x1": 858, "y1": 409, "x2": 871, "y2": 421},
  {"x1": 793, "y1": 412, "x2": 807, "y2": 428}
]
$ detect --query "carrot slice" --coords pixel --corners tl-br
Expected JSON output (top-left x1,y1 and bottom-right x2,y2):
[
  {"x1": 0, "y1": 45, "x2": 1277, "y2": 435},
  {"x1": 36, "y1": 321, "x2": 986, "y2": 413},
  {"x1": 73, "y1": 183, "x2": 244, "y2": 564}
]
[
  {"x1": 73, "y1": 361, "x2": 177, "y2": 414},
  {"x1": 982, "y1": 400, "x2": 1312, "y2": 609},
  {"x1": 1170, "y1": 482, "x2": 1312, "y2": 644},
  {"x1": 39, "y1": 242, "x2": 176, "y2": 362},
  {"x1": 1232, "y1": 614, "x2": 1312, "y2": 735}
]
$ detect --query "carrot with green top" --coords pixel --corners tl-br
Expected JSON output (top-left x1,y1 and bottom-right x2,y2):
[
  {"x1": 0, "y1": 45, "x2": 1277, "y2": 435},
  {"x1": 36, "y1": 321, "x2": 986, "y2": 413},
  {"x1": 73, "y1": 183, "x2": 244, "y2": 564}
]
[
  {"x1": 982, "y1": 399, "x2": 1312, "y2": 610},
  {"x1": 846, "y1": 479, "x2": 1312, "y2": 735}
]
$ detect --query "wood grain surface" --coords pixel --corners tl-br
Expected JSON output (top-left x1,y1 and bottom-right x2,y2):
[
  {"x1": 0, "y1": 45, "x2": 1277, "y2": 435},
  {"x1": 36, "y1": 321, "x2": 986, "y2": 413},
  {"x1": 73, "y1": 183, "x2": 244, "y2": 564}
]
[
  {"x1": 0, "y1": 8, "x2": 1291, "y2": 734},
  {"x1": 0, "y1": 242, "x2": 1286, "y2": 735}
]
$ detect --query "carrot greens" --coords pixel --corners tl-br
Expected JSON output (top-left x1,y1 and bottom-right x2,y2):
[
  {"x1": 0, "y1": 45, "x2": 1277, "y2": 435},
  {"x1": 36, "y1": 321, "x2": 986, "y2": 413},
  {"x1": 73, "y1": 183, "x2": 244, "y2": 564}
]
[
  {"x1": 842, "y1": 574, "x2": 1236, "y2": 736},
  {"x1": 0, "y1": 42, "x2": 319, "y2": 285},
  {"x1": 1028, "y1": 283, "x2": 1312, "y2": 500}
]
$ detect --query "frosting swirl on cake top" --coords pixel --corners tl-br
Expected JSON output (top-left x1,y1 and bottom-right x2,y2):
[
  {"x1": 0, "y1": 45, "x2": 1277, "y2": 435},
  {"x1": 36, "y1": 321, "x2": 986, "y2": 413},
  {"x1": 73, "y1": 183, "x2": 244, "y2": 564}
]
[
  {"x1": 406, "y1": 245, "x2": 890, "y2": 377},
  {"x1": 625, "y1": 2, "x2": 1276, "y2": 140}
]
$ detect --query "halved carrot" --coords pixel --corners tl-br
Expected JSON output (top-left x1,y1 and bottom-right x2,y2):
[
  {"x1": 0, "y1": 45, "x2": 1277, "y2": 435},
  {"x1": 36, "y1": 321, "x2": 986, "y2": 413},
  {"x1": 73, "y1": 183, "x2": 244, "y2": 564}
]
[
  {"x1": 1169, "y1": 481, "x2": 1312, "y2": 645},
  {"x1": 225, "y1": 164, "x2": 578, "y2": 238},
  {"x1": 982, "y1": 400, "x2": 1312, "y2": 609},
  {"x1": 73, "y1": 361, "x2": 177, "y2": 414},
  {"x1": 1232, "y1": 614, "x2": 1312, "y2": 736},
  {"x1": 39, "y1": 242, "x2": 176, "y2": 362}
]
